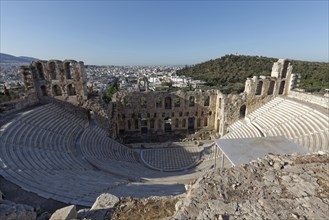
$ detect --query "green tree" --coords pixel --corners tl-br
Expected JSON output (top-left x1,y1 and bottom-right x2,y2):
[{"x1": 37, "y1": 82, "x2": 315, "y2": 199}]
[{"x1": 102, "y1": 85, "x2": 118, "y2": 103}]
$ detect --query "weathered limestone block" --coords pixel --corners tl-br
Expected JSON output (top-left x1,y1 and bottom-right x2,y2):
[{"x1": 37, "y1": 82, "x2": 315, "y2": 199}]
[
  {"x1": 49, "y1": 205, "x2": 76, "y2": 220},
  {"x1": 90, "y1": 193, "x2": 119, "y2": 210}
]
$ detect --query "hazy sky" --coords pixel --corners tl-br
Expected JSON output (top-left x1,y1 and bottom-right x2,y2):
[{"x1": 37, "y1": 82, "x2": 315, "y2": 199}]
[{"x1": 1, "y1": 0, "x2": 328, "y2": 65}]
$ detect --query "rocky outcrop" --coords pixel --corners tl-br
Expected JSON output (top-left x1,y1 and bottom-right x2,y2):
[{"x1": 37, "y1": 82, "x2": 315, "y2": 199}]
[
  {"x1": 0, "y1": 199, "x2": 37, "y2": 220},
  {"x1": 173, "y1": 152, "x2": 329, "y2": 219},
  {"x1": 49, "y1": 205, "x2": 76, "y2": 220},
  {"x1": 91, "y1": 193, "x2": 119, "y2": 210}
]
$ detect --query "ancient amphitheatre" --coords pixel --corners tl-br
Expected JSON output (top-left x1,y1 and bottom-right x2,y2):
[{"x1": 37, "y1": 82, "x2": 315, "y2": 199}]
[{"x1": 0, "y1": 58, "x2": 328, "y2": 219}]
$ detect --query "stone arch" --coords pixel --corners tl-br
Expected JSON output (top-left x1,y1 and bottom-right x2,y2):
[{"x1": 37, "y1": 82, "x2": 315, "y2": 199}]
[
  {"x1": 36, "y1": 62, "x2": 45, "y2": 80},
  {"x1": 240, "y1": 104, "x2": 246, "y2": 118},
  {"x1": 134, "y1": 118, "x2": 139, "y2": 129},
  {"x1": 156, "y1": 97, "x2": 162, "y2": 108},
  {"x1": 40, "y1": 85, "x2": 47, "y2": 96},
  {"x1": 67, "y1": 84, "x2": 76, "y2": 96},
  {"x1": 64, "y1": 62, "x2": 72, "y2": 79},
  {"x1": 52, "y1": 85, "x2": 62, "y2": 96},
  {"x1": 279, "y1": 81, "x2": 285, "y2": 95},
  {"x1": 164, "y1": 96, "x2": 172, "y2": 109},
  {"x1": 255, "y1": 81, "x2": 263, "y2": 95},
  {"x1": 189, "y1": 96, "x2": 195, "y2": 107},
  {"x1": 150, "y1": 119, "x2": 155, "y2": 129},
  {"x1": 268, "y1": 81, "x2": 275, "y2": 95},
  {"x1": 48, "y1": 62, "x2": 57, "y2": 80}
]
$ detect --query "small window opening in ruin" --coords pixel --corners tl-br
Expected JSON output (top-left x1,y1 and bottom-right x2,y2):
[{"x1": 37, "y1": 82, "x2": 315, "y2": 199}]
[
  {"x1": 154, "y1": 113, "x2": 157, "y2": 118},
  {"x1": 255, "y1": 81, "x2": 263, "y2": 96},
  {"x1": 64, "y1": 62, "x2": 72, "y2": 79},
  {"x1": 209, "y1": 111, "x2": 212, "y2": 116},
  {"x1": 147, "y1": 113, "x2": 150, "y2": 118},
  {"x1": 172, "y1": 112, "x2": 175, "y2": 117},
  {"x1": 174, "y1": 98, "x2": 181, "y2": 107},
  {"x1": 268, "y1": 81, "x2": 275, "y2": 95},
  {"x1": 165, "y1": 97, "x2": 172, "y2": 109},
  {"x1": 182, "y1": 119, "x2": 186, "y2": 128},
  {"x1": 218, "y1": 98, "x2": 222, "y2": 108},
  {"x1": 122, "y1": 114, "x2": 126, "y2": 119},
  {"x1": 36, "y1": 62, "x2": 45, "y2": 80},
  {"x1": 279, "y1": 81, "x2": 285, "y2": 95},
  {"x1": 67, "y1": 84, "x2": 76, "y2": 96},
  {"x1": 204, "y1": 118, "x2": 208, "y2": 126},
  {"x1": 40, "y1": 85, "x2": 47, "y2": 96},
  {"x1": 204, "y1": 96, "x2": 210, "y2": 106},
  {"x1": 216, "y1": 119, "x2": 220, "y2": 133},
  {"x1": 131, "y1": 113, "x2": 135, "y2": 118},
  {"x1": 49, "y1": 62, "x2": 57, "y2": 80},
  {"x1": 195, "y1": 112, "x2": 198, "y2": 116},
  {"x1": 179, "y1": 112, "x2": 183, "y2": 117},
  {"x1": 188, "y1": 117, "x2": 195, "y2": 131},
  {"x1": 53, "y1": 85, "x2": 62, "y2": 96},
  {"x1": 164, "y1": 117, "x2": 172, "y2": 132},
  {"x1": 240, "y1": 105, "x2": 246, "y2": 118},
  {"x1": 281, "y1": 61, "x2": 289, "y2": 78},
  {"x1": 138, "y1": 113, "x2": 141, "y2": 118},
  {"x1": 201, "y1": 111, "x2": 204, "y2": 116},
  {"x1": 156, "y1": 97, "x2": 162, "y2": 108},
  {"x1": 189, "y1": 96, "x2": 195, "y2": 107},
  {"x1": 141, "y1": 119, "x2": 147, "y2": 127},
  {"x1": 140, "y1": 96, "x2": 147, "y2": 108},
  {"x1": 185, "y1": 112, "x2": 189, "y2": 116}
]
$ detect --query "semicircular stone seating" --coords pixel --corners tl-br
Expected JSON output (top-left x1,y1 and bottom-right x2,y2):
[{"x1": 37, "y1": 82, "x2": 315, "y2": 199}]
[
  {"x1": 222, "y1": 97, "x2": 329, "y2": 152},
  {"x1": 0, "y1": 104, "x2": 189, "y2": 206},
  {"x1": 140, "y1": 147, "x2": 202, "y2": 172}
]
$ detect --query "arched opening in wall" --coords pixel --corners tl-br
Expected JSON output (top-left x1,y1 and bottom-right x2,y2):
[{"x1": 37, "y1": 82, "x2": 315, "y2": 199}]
[
  {"x1": 40, "y1": 85, "x2": 47, "y2": 96},
  {"x1": 49, "y1": 62, "x2": 57, "y2": 80},
  {"x1": 164, "y1": 97, "x2": 172, "y2": 109},
  {"x1": 140, "y1": 96, "x2": 147, "y2": 108},
  {"x1": 281, "y1": 61, "x2": 289, "y2": 78},
  {"x1": 182, "y1": 119, "x2": 186, "y2": 128},
  {"x1": 36, "y1": 62, "x2": 45, "y2": 80},
  {"x1": 217, "y1": 119, "x2": 220, "y2": 133},
  {"x1": 268, "y1": 81, "x2": 275, "y2": 95},
  {"x1": 119, "y1": 121, "x2": 125, "y2": 135},
  {"x1": 141, "y1": 119, "x2": 148, "y2": 134},
  {"x1": 188, "y1": 117, "x2": 195, "y2": 131},
  {"x1": 204, "y1": 118, "x2": 208, "y2": 127},
  {"x1": 279, "y1": 81, "x2": 285, "y2": 95},
  {"x1": 127, "y1": 120, "x2": 131, "y2": 130},
  {"x1": 150, "y1": 119, "x2": 155, "y2": 129},
  {"x1": 239, "y1": 104, "x2": 246, "y2": 118},
  {"x1": 164, "y1": 117, "x2": 172, "y2": 132},
  {"x1": 134, "y1": 119, "x2": 139, "y2": 130},
  {"x1": 175, "y1": 118, "x2": 179, "y2": 128},
  {"x1": 255, "y1": 81, "x2": 263, "y2": 95},
  {"x1": 189, "y1": 96, "x2": 195, "y2": 107},
  {"x1": 156, "y1": 97, "x2": 162, "y2": 108},
  {"x1": 204, "y1": 96, "x2": 210, "y2": 106},
  {"x1": 64, "y1": 62, "x2": 72, "y2": 79},
  {"x1": 67, "y1": 84, "x2": 76, "y2": 96},
  {"x1": 52, "y1": 85, "x2": 62, "y2": 96},
  {"x1": 174, "y1": 97, "x2": 181, "y2": 107}
]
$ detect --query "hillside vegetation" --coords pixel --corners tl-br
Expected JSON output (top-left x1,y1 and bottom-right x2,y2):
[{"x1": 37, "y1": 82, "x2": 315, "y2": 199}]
[{"x1": 177, "y1": 55, "x2": 329, "y2": 94}]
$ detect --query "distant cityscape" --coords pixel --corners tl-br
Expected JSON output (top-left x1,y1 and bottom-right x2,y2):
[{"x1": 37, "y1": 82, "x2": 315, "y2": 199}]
[{"x1": 0, "y1": 62, "x2": 206, "y2": 94}]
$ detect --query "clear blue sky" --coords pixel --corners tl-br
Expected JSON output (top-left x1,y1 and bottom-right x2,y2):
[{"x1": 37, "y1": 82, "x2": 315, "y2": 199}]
[{"x1": 1, "y1": 0, "x2": 328, "y2": 65}]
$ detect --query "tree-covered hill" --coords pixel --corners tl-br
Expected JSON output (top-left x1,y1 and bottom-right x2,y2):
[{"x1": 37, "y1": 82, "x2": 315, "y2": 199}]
[{"x1": 177, "y1": 55, "x2": 329, "y2": 94}]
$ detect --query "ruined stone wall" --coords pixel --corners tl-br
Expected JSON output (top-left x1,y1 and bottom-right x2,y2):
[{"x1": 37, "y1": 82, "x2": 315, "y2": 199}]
[
  {"x1": 111, "y1": 90, "x2": 219, "y2": 139},
  {"x1": 288, "y1": 90, "x2": 329, "y2": 109},
  {"x1": 20, "y1": 60, "x2": 88, "y2": 106}
]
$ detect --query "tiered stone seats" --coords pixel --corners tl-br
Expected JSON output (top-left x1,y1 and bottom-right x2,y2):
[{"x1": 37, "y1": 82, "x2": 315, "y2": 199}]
[
  {"x1": 221, "y1": 119, "x2": 262, "y2": 139},
  {"x1": 221, "y1": 97, "x2": 329, "y2": 152},
  {"x1": 140, "y1": 147, "x2": 201, "y2": 171},
  {"x1": 0, "y1": 104, "x2": 205, "y2": 206}
]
